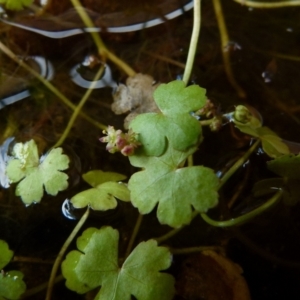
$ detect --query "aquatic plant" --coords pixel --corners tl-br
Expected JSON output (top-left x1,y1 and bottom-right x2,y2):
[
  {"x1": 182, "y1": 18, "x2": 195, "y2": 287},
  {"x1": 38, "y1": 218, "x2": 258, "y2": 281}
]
[{"x1": 1, "y1": 0, "x2": 300, "y2": 299}]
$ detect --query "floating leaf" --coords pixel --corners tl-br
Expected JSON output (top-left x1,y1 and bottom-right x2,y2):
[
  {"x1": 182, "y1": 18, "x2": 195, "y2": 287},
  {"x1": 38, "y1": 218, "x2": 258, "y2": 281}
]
[
  {"x1": 128, "y1": 146, "x2": 219, "y2": 228},
  {"x1": 0, "y1": 0, "x2": 33, "y2": 10},
  {"x1": 62, "y1": 227, "x2": 175, "y2": 300},
  {"x1": 6, "y1": 140, "x2": 69, "y2": 204},
  {"x1": 71, "y1": 182, "x2": 130, "y2": 210},
  {"x1": 0, "y1": 240, "x2": 26, "y2": 300},
  {"x1": 129, "y1": 80, "x2": 206, "y2": 156}
]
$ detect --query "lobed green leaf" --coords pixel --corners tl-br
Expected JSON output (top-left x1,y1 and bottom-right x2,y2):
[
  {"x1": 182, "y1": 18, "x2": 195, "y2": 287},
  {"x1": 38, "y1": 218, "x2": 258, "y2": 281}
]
[
  {"x1": 6, "y1": 140, "x2": 69, "y2": 204},
  {"x1": 71, "y1": 182, "x2": 130, "y2": 210},
  {"x1": 62, "y1": 226, "x2": 175, "y2": 300},
  {"x1": 128, "y1": 146, "x2": 219, "y2": 228},
  {"x1": 129, "y1": 80, "x2": 206, "y2": 156}
]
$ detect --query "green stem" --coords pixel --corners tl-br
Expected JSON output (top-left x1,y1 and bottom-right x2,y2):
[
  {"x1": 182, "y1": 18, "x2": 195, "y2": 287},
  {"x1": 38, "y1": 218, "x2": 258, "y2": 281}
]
[
  {"x1": 233, "y1": 227, "x2": 300, "y2": 268},
  {"x1": 125, "y1": 214, "x2": 143, "y2": 258},
  {"x1": 0, "y1": 41, "x2": 106, "y2": 131},
  {"x1": 155, "y1": 210, "x2": 198, "y2": 244},
  {"x1": 182, "y1": 0, "x2": 201, "y2": 85},
  {"x1": 219, "y1": 139, "x2": 260, "y2": 189},
  {"x1": 187, "y1": 155, "x2": 193, "y2": 167},
  {"x1": 233, "y1": 0, "x2": 300, "y2": 8},
  {"x1": 20, "y1": 275, "x2": 64, "y2": 299},
  {"x1": 170, "y1": 246, "x2": 220, "y2": 255},
  {"x1": 200, "y1": 189, "x2": 283, "y2": 227},
  {"x1": 199, "y1": 119, "x2": 215, "y2": 126},
  {"x1": 70, "y1": 0, "x2": 136, "y2": 77},
  {"x1": 45, "y1": 207, "x2": 90, "y2": 300},
  {"x1": 212, "y1": 0, "x2": 246, "y2": 98},
  {"x1": 52, "y1": 65, "x2": 105, "y2": 148}
]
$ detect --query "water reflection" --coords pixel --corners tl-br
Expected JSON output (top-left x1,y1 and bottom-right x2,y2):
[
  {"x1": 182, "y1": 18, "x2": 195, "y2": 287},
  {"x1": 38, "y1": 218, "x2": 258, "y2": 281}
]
[
  {"x1": 0, "y1": 137, "x2": 14, "y2": 188},
  {"x1": 70, "y1": 61, "x2": 117, "y2": 89},
  {"x1": 0, "y1": 1, "x2": 194, "y2": 37},
  {"x1": 0, "y1": 56, "x2": 54, "y2": 109},
  {"x1": 0, "y1": 56, "x2": 115, "y2": 110},
  {"x1": 262, "y1": 59, "x2": 277, "y2": 83},
  {"x1": 61, "y1": 198, "x2": 78, "y2": 220}
]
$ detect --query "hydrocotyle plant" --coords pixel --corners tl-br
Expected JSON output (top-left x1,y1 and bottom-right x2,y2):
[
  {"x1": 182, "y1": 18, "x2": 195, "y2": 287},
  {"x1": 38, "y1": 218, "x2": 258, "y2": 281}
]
[{"x1": 1, "y1": 0, "x2": 299, "y2": 299}]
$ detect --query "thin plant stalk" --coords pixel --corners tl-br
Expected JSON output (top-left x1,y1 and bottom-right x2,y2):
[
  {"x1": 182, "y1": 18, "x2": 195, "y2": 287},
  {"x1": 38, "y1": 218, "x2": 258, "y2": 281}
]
[
  {"x1": 154, "y1": 210, "x2": 197, "y2": 244},
  {"x1": 0, "y1": 41, "x2": 106, "y2": 131},
  {"x1": 45, "y1": 207, "x2": 90, "y2": 300},
  {"x1": 200, "y1": 189, "x2": 283, "y2": 227},
  {"x1": 21, "y1": 275, "x2": 64, "y2": 299},
  {"x1": 233, "y1": 0, "x2": 300, "y2": 8},
  {"x1": 52, "y1": 65, "x2": 105, "y2": 148},
  {"x1": 233, "y1": 227, "x2": 300, "y2": 268},
  {"x1": 70, "y1": 0, "x2": 136, "y2": 77},
  {"x1": 212, "y1": 0, "x2": 246, "y2": 98},
  {"x1": 254, "y1": 49, "x2": 300, "y2": 62},
  {"x1": 218, "y1": 139, "x2": 260, "y2": 189},
  {"x1": 182, "y1": 0, "x2": 201, "y2": 85},
  {"x1": 125, "y1": 213, "x2": 143, "y2": 258},
  {"x1": 170, "y1": 246, "x2": 220, "y2": 255}
]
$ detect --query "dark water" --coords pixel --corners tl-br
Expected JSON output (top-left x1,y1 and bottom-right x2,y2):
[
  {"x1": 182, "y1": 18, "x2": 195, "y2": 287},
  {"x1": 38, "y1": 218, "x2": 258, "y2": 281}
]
[{"x1": 1, "y1": 0, "x2": 300, "y2": 299}]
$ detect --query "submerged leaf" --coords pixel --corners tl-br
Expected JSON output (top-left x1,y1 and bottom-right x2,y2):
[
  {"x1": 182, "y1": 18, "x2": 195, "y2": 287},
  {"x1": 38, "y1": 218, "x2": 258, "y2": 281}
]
[
  {"x1": 6, "y1": 140, "x2": 69, "y2": 204},
  {"x1": 267, "y1": 154, "x2": 300, "y2": 179},
  {"x1": 254, "y1": 154, "x2": 300, "y2": 206},
  {"x1": 0, "y1": 240, "x2": 13, "y2": 270},
  {"x1": 253, "y1": 177, "x2": 300, "y2": 206},
  {"x1": 128, "y1": 146, "x2": 219, "y2": 228},
  {"x1": 62, "y1": 227, "x2": 175, "y2": 300},
  {"x1": 82, "y1": 170, "x2": 127, "y2": 187},
  {"x1": 129, "y1": 80, "x2": 206, "y2": 156}
]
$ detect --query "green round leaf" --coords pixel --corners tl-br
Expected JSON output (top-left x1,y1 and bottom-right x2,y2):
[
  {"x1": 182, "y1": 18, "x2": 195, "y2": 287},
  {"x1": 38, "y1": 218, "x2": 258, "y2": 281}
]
[{"x1": 71, "y1": 182, "x2": 130, "y2": 210}]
